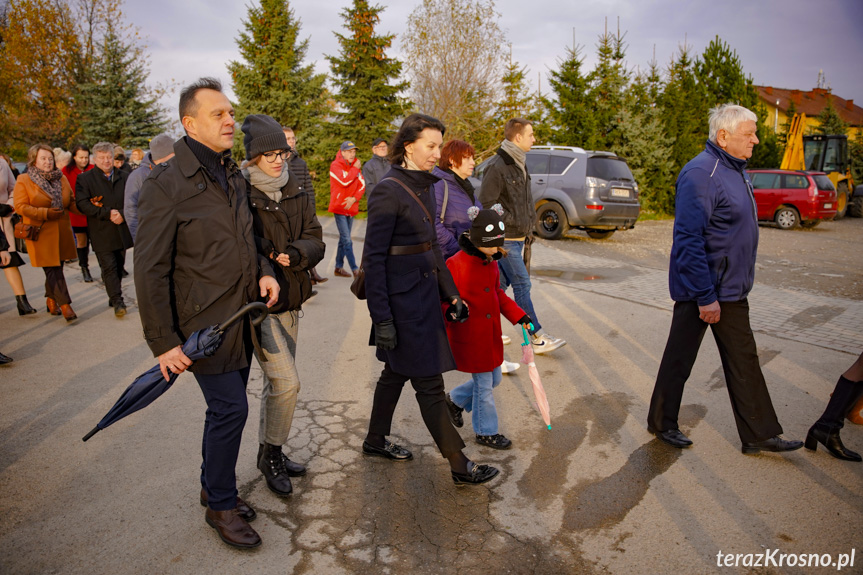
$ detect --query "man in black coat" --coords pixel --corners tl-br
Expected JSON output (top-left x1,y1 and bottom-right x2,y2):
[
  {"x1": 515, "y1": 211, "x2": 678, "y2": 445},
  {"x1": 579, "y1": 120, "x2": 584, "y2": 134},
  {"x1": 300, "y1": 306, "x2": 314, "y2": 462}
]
[
  {"x1": 75, "y1": 141, "x2": 134, "y2": 317},
  {"x1": 134, "y1": 78, "x2": 279, "y2": 550}
]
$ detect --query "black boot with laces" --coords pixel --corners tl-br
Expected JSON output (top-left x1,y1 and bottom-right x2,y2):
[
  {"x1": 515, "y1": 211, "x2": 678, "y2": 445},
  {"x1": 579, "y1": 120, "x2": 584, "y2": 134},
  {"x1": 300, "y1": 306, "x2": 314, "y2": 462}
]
[{"x1": 258, "y1": 443, "x2": 293, "y2": 496}]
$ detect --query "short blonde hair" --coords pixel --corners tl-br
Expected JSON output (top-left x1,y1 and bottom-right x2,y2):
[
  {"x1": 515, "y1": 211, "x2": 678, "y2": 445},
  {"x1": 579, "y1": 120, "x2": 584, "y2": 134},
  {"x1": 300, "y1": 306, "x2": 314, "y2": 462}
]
[{"x1": 27, "y1": 144, "x2": 54, "y2": 167}]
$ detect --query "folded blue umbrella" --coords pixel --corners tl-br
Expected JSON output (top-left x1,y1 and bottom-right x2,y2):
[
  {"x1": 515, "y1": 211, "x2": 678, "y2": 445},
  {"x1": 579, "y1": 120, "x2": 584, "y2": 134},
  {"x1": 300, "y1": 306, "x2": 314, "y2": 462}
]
[{"x1": 82, "y1": 302, "x2": 268, "y2": 442}]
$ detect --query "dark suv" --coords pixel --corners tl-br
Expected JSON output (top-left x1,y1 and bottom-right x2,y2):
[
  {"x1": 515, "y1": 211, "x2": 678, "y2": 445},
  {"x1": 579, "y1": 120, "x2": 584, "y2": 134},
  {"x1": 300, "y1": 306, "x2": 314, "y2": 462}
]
[
  {"x1": 747, "y1": 169, "x2": 837, "y2": 229},
  {"x1": 472, "y1": 146, "x2": 640, "y2": 240}
]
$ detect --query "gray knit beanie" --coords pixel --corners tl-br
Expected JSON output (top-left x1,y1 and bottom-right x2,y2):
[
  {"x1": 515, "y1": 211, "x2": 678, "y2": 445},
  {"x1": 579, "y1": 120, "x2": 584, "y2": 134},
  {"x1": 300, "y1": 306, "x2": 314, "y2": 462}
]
[
  {"x1": 241, "y1": 115, "x2": 288, "y2": 161},
  {"x1": 149, "y1": 134, "x2": 174, "y2": 162}
]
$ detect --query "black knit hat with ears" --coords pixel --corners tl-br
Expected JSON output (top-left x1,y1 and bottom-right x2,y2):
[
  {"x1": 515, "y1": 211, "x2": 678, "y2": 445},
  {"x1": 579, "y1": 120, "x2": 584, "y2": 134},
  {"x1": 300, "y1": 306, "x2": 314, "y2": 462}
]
[
  {"x1": 241, "y1": 114, "x2": 288, "y2": 161},
  {"x1": 468, "y1": 204, "x2": 506, "y2": 247}
]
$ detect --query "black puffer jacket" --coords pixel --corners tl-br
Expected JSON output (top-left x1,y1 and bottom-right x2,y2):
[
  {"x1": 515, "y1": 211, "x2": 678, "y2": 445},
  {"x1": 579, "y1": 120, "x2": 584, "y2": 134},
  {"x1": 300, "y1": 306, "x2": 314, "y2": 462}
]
[
  {"x1": 247, "y1": 172, "x2": 325, "y2": 314},
  {"x1": 477, "y1": 146, "x2": 535, "y2": 238}
]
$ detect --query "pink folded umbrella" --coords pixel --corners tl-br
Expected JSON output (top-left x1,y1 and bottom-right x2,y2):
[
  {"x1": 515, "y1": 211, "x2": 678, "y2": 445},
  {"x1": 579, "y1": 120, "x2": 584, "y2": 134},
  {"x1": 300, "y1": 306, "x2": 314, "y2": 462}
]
[{"x1": 521, "y1": 325, "x2": 551, "y2": 430}]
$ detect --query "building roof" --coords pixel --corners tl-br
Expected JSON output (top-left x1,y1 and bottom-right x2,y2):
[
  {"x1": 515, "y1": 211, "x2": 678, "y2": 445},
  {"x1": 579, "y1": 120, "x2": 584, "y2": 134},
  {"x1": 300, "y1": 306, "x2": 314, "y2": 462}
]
[{"x1": 755, "y1": 85, "x2": 863, "y2": 126}]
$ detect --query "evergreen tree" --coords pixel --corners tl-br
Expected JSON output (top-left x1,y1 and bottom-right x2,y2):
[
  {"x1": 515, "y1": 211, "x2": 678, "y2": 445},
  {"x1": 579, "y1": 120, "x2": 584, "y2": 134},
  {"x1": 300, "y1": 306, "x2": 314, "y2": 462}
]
[
  {"x1": 815, "y1": 95, "x2": 849, "y2": 136},
  {"x1": 587, "y1": 21, "x2": 629, "y2": 150},
  {"x1": 659, "y1": 43, "x2": 707, "y2": 193},
  {"x1": 76, "y1": 20, "x2": 166, "y2": 146},
  {"x1": 542, "y1": 44, "x2": 594, "y2": 147},
  {"x1": 228, "y1": 0, "x2": 328, "y2": 136},
  {"x1": 327, "y1": 0, "x2": 408, "y2": 148},
  {"x1": 493, "y1": 45, "x2": 532, "y2": 129}
]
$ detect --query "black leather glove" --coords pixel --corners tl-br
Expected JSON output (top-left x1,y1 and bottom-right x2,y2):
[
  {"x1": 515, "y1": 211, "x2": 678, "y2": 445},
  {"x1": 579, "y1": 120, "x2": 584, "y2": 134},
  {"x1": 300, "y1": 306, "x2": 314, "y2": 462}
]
[
  {"x1": 0, "y1": 204, "x2": 12, "y2": 218},
  {"x1": 517, "y1": 315, "x2": 532, "y2": 329},
  {"x1": 374, "y1": 319, "x2": 397, "y2": 350},
  {"x1": 445, "y1": 297, "x2": 469, "y2": 323}
]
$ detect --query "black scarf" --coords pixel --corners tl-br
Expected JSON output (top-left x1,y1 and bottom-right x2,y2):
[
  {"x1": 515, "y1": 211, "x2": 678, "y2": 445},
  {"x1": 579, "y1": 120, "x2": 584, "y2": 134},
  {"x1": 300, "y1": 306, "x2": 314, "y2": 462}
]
[{"x1": 445, "y1": 169, "x2": 476, "y2": 203}]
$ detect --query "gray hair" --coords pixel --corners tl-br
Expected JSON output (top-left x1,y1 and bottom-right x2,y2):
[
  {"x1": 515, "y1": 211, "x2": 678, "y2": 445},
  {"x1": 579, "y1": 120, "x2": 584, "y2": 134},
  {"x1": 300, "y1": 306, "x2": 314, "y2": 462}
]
[
  {"x1": 92, "y1": 142, "x2": 115, "y2": 156},
  {"x1": 708, "y1": 104, "x2": 757, "y2": 143}
]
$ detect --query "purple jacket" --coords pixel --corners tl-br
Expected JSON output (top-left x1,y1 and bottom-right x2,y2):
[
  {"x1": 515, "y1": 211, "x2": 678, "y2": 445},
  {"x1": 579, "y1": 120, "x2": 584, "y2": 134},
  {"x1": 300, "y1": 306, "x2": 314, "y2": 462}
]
[{"x1": 432, "y1": 167, "x2": 482, "y2": 260}]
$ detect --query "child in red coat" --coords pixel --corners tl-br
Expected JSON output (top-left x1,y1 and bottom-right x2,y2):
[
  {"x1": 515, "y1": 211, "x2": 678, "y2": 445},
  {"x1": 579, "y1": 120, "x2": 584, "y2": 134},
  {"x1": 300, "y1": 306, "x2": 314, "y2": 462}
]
[{"x1": 443, "y1": 205, "x2": 531, "y2": 449}]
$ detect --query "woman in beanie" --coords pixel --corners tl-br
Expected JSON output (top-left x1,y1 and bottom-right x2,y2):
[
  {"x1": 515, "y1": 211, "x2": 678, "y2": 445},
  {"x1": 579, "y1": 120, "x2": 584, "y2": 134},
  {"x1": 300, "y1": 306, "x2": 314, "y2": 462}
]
[
  {"x1": 362, "y1": 112, "x2": 499, "y2": 486},
  {"x1": 443, "y1": 205, "x2": 532, "y2": 449},
  {"x1": 241, "y1": 114, "x2": 326, "y2": 496}
]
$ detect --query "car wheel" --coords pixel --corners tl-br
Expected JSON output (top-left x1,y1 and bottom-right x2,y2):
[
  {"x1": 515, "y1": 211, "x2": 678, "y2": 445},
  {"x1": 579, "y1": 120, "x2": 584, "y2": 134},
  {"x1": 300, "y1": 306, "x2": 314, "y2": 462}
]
[
  {"x1": 586, "y1": 229, "x2": 615, "y2": 240},
  {"x1": 774, "y1": 206, "x2": 799, "y2": 229},
  {"x1": 800, "y1": 219, "x2": 820, "y2": 229},
  {"x1": 849, "y1": 195, "x2": 863, "y2": 218},
  {"x1": 835, "y1": 181, "x2": 849, "y2": 219},
  {"x1": 535, "y1": 202, "x2": 567, "y2": 240}
]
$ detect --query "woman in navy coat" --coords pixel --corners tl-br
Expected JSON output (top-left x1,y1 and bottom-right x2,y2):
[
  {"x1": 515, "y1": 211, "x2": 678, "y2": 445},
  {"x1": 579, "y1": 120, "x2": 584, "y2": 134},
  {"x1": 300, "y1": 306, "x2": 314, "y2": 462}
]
[{"x1": 361, "y1": 113, "x2": 499, "y2": 486}]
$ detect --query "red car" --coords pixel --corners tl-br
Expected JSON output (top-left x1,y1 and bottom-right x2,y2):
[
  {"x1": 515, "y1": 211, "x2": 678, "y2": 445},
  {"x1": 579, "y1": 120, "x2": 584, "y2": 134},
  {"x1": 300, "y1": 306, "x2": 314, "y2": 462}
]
[{"x1": 747, "y1": 169, "x2": 837, "y2": 229}]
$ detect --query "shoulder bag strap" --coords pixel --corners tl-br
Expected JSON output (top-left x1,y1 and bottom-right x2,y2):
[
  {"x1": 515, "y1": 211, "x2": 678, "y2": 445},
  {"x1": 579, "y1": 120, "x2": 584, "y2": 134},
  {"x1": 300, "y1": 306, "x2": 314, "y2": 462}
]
[
  {"x1": 381, "y1": 177, "x2": 433, "y2": 222},
  {"x1": 439, "y1": 181, "x2": 449, "y2": 224}
]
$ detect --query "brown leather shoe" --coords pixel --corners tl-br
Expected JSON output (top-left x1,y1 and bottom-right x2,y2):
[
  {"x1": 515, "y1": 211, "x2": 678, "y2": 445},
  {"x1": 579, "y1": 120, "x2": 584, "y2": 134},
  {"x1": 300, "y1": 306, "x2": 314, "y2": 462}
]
[
  {"x1": 310, "y1": 268, "x2": 328, "y2": 283},
  {"x1": 204, "y1": 508, "x2": 261, "y2": 549},
  {"x1": 46, "y1": 297, "x2": 61, "y2": 315},
  {"x1": 200, "y1": 488, "x2": 256, "y2": 522},
  {"x1": 60, "y1": 304, "x2": 77, "y2": 322},
  {"x1": 334, "y1": 267, "x2": 352, "y2": 278}
]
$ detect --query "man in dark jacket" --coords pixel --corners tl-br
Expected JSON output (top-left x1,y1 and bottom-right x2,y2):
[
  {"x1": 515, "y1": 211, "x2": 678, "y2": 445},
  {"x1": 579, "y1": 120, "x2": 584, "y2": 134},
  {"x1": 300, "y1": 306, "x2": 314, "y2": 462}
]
[
  {"x1": 284, "y1": 126, "x2": 327, "y2": 284},
  {"x1": 75, "y1": 141, "x2": 134, "y2": 317},
  {"x1": 124, "y1": 133, "x2": 175, "y2": 241},
  {"x1": 478, "y1": 118, "x2": 565, "y2": 354},
  {"x1": 647, "y1": 103, "x2": 803, "y2": 455},
  {"x1": 134, "y1": 78, "x2": 279, "y2": 550},
  {"x1": 362, "y1": 137, "x2": 389, "y2": 195}
]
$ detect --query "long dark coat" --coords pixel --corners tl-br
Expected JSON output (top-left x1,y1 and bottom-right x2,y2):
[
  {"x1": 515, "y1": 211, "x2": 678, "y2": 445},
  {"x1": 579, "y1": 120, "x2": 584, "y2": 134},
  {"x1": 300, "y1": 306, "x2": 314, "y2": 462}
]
[
  {"x1": 247, "y1": 171, "x2": 325, "y2": 314},
  {"x1": 364, "y1": 165, "x2": 459, "y2": 378},
  {"x1": 134, "y1": 137, "x2": 272, "y2": 375},
  {"x1": 75, "y1": 167, "x2": 133, "y2": 252}
]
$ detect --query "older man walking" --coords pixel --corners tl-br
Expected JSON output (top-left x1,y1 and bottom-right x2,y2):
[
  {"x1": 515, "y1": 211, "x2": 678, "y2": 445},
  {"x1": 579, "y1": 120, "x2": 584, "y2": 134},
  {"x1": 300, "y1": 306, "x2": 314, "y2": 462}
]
[
  {"x1": 362, "y1": 137, "x2": 389, "y2": 195},
  {"x1": 647, "y1": 104, "x2": 803, "y2": 455},
  {"x1": 124, "y1": 133, "x2": 175, "y2": 241},
  {"x1": 134, "y1": 78, "x2": 279, "y2": 549}
]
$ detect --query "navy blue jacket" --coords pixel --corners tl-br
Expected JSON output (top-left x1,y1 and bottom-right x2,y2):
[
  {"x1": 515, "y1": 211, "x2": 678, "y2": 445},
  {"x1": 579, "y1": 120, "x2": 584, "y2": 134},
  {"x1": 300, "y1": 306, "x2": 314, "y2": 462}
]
[{"x1": 669, "y1": 140, "x2": 759, "y2": 306}]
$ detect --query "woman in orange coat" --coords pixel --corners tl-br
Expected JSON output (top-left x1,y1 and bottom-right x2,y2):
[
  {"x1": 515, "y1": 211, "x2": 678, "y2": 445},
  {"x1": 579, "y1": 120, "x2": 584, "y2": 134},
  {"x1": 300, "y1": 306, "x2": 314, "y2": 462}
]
[{"x1": 13, "y1": 144, "x2": 82, "y2": 321}]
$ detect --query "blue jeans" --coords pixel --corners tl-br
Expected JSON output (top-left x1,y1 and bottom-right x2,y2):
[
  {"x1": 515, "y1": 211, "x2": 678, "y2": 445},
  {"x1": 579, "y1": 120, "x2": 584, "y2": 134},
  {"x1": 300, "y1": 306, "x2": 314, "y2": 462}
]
[
  {"x1": 334, "y1": 214, "x2": 357, "y2": 270},
  {"x1": 450, "y1": 367, "x2": 502, "y2": 435},
  {"x1": 498, "y1": 240, "x2": 541, "y2": 334}
]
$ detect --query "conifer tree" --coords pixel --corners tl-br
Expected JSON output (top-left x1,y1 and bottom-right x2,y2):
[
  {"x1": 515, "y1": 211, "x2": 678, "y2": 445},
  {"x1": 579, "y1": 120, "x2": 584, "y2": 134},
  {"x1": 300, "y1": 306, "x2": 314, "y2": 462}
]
[
  {"x1": 228, "y1": 0, "x2": 328, "y2": 135},
  {"x1": 76, "y1": 20, "x2": 166, "y2": 146},
  {"x1": 587, "y1": 20, "x2": 629, "y2": 150},
  {"x1": 494, "y1": 45, "x2": 533, "y2": 130},
  {"x1": 815, "y1": 95, "x2": 849, "y2": 136},
  {"x1": 327, "y1": 0, "x2": 408, "y2": 148},
  {"x1": 542, "y1": 44, "x2": 594, "y2": 147}
]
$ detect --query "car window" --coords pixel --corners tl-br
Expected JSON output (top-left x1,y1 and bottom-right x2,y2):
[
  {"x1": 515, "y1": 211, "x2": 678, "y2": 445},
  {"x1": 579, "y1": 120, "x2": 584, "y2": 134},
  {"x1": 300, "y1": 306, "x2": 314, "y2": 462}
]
[
  {"x1": 525, "y1": 153, "x2": 549, "y2": 174},
  {"x1": 812, "y1": 175, "x2": 835, "y2": 191},
  {"x1": 586, "y1": 156, "x2": 634, "y2": 181},
  {"x1": 548, "y1": 155, "x2": 574, "y2": 175},
  {"x1": 750, "y1": 173, "x2": 780, "y2": 189},
  {"x1": 783, "y1": 174, "x2": 808, "y2": 189}
]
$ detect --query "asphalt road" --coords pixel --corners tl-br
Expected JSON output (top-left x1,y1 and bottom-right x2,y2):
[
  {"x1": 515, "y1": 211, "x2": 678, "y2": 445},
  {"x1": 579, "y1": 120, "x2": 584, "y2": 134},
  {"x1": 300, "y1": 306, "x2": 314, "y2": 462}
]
[{"x1": 0, "y1": 218, "x2": 861, "y2": 575}]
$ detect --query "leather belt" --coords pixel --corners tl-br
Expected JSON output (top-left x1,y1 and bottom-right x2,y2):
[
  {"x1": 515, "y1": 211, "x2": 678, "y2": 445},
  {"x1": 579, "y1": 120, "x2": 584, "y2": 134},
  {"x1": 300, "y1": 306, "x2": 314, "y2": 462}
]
[{"x1": 388, "y1": 241, "x2": 432, "y2": 256}]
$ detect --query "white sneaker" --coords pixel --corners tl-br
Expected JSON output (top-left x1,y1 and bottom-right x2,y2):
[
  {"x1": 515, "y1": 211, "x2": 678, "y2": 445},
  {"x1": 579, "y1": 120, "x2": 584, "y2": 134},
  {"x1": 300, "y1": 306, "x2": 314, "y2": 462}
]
[
  {"x1": 501, "y1": 334, "x2": 511, "y2": 345},
  {"x1": 531, "y1": 332, "x2": 566, "y2": 354},
  {"x1": 500, "y1": 360, "x2": 520, "y2": 374}
]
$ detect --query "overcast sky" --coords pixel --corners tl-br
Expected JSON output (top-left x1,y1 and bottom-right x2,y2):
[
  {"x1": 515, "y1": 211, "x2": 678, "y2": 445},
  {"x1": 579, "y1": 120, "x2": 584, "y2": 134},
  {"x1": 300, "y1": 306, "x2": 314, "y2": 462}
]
[{"x1": 124, "y1": 0, "x2": 863, "y2": 123}]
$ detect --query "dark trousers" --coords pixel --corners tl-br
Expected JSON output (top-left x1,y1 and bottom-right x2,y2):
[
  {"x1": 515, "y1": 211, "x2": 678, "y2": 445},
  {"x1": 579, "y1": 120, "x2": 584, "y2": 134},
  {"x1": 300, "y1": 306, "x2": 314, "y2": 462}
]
[
  {"x1": 194, "y1": 367, "x2": 250, "y2": 511},
  {"x1": 368, "y1": 363, "x2": 466, "y2": 458},
  {"x1": 43, "y1": 265, "x2": 71, "y2": 305},
  {"x1": 95, "y1": 249, "x2": 126, "y2": 305},
  {"x1": 647, "y1": 299, "x2": 783, "y2": 443}
]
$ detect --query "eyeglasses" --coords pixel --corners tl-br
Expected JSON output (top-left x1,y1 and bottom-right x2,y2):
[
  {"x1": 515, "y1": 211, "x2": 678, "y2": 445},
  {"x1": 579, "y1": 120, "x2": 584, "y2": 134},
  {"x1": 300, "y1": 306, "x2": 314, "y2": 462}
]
[{"x1": 262, "y1": 150, "x2": 289, "y2": 163}]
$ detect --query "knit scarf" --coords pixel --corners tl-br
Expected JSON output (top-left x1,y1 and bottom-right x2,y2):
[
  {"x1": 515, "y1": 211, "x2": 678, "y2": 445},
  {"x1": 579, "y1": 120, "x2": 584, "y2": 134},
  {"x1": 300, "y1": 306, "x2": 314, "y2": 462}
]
[
  {"x1": 500, "y1": 139, "x2": 527, "y2": 178},
  {"x1": 27, "y1": 166, "x2": 64, "y2": 208},
  {"x1": 247, "y1": 162, "x2": 289, "y2": 202}
]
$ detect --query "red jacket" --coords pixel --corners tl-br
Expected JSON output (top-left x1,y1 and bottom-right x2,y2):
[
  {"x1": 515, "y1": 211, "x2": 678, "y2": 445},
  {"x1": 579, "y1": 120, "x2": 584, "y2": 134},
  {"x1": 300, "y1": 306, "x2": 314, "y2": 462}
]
[
  {"x1": 444, "y1": 237, "x2": 526, "y2": 373},
  {"x1": 328, "y1": 151, "x2": 365, "y2": 216},
  {"x1": 62, "y1": 163, "x2": 93, "y2": 227}
]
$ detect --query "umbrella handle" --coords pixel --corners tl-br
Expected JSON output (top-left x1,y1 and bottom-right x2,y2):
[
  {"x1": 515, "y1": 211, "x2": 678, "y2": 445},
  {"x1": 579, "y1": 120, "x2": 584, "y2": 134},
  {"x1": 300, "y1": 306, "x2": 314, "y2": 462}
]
[{"x1": 217, "y1": 302, "x2": 270, "y2": 334}]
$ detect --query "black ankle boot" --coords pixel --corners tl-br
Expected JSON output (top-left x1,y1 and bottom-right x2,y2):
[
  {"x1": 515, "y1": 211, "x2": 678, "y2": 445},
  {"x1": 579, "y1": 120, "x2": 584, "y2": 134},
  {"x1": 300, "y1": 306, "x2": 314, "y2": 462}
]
[
  {"x1": 16, "y1": 295, "x2": 37, "y2": 315},
  {"x1": 805, "y1": 376, "x2": 863, "y2": 462},
  {"x1": 258, "y1": 443, "x2": 293, "y2": 496},
  {"x1": 81, "y1": 267, "x2": 93, "y2": 282}
]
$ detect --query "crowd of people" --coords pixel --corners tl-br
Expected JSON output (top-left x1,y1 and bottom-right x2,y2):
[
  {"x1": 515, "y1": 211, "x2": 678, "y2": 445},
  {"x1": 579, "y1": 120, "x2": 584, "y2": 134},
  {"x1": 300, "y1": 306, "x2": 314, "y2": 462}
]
[{"x1": 2, "y1": 79, "x2": 862, "y2": 551}]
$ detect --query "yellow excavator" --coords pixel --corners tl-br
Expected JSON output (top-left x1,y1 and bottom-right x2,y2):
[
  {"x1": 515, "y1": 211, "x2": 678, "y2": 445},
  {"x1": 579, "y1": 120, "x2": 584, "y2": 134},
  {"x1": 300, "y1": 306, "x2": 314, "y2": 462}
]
[{"x1": 780, "y1": 113, "x2": 861, "y2": 218}]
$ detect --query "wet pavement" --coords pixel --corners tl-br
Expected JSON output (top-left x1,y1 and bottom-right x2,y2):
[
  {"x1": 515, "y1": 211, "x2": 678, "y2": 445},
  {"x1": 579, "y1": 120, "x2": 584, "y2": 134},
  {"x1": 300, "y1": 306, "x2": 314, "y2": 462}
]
[{"x1": 1, "y1": 217, "x2": 861, "y2": 574}]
